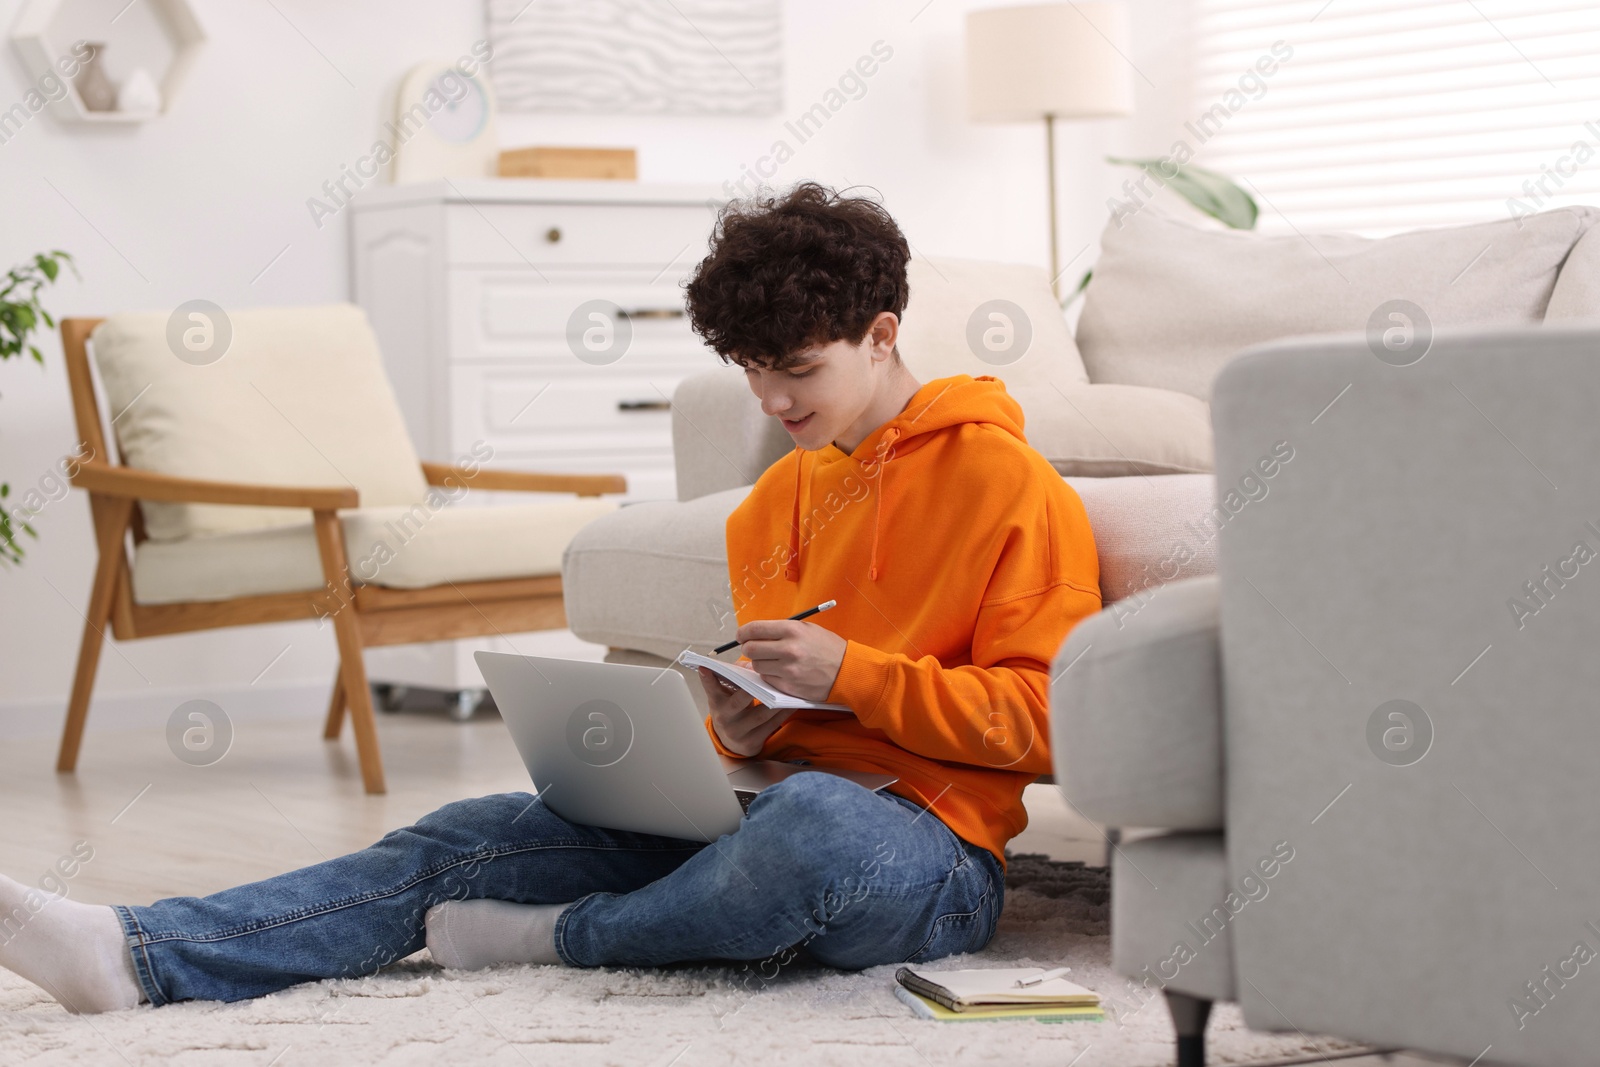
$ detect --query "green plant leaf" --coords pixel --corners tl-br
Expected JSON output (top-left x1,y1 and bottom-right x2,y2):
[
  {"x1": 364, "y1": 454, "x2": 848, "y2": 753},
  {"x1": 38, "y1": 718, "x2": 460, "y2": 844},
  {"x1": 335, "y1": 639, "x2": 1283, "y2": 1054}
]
[
  {"x1": 1059, "y1": 269, "x2": 1095, "y2": 310},
  {"x1": 1107, "y1": 156, "x2": 1258, "y2": 230},
  {"x1": 0, "y1": 249, "x2": 76, "y2": 565}
]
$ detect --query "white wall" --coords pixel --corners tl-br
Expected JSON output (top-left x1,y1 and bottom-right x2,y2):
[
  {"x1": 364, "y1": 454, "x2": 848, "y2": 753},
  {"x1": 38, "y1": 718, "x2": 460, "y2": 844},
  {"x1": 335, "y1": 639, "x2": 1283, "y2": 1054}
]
[{"x1": 0, "y1": 0, "x2": 1194, "y2": 723}]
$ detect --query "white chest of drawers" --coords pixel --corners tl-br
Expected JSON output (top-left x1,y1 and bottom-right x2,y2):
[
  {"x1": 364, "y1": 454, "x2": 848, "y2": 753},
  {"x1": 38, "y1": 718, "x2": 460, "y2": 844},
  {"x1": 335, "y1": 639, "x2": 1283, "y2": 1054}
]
[{"x1": 349, "y1": 179, "x2": 727, "y2": 699}]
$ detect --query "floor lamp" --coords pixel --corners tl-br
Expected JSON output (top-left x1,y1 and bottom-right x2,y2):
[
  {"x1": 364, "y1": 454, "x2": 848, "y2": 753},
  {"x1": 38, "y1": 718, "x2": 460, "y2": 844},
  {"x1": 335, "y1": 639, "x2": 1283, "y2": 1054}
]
[{"x1": 966, "y1": 3, "x2": 1136, "y2": 302}]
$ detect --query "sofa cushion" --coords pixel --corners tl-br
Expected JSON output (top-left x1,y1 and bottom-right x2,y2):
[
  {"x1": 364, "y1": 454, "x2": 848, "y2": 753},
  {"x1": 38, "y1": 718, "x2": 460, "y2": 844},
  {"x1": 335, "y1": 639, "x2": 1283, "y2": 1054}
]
[
  {"x1": 1011, "y1": 382, "x2": 1212, "y2": 476},
  {"x1": 1076, "y1": 205, "x2": 1598, "y2": 399},
  {"x1": 899, "y1": 255, "x2": 1089, "y2": 387},
  {"x1": 131, "y1": 498, "x2": 619, "y2": 604},
  {"x1": 563, "y1": 474, "x2": 1221, "y2": 661},
  {"x1": 561, "y1": 487, "x2": 749, "y2": 661},
  {"x1": 92, "y1": 304, "x2": 430, "y2": 541},
  {"x1": 669, "y1": 257, "x2": 1160, "y2": 502},
  {"x1": 1053, "y1": 574, "x2": 1222, "y2": 831},
  {"x1": 1063, "y1": 473, "x2": 1218, "y2": 601}
]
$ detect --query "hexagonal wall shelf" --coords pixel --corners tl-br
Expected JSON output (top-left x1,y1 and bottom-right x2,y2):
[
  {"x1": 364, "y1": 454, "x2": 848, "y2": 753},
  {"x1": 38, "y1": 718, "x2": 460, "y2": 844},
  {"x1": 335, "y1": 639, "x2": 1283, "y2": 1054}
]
[{"x1": 9, "y1": 0, "x2": 204, "y2": 123}]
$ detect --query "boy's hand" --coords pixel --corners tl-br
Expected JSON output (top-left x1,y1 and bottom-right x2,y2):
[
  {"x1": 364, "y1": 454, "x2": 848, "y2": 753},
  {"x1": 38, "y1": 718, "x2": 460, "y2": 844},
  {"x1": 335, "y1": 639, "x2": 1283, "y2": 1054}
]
[
  {"x1": 735, "y1": 619, "x2": 849, "y2": 705},
  {"x1": 696, "y1": 666, "x2": 794, "y2": 757}
]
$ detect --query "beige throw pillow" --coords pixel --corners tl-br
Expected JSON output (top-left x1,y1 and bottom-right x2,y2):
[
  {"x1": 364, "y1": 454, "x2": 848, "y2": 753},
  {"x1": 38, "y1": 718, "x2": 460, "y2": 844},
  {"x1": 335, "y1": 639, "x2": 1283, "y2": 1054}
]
[
  {"x1": 1008, "y1": 382, "x2": 1212, "y2": 477},
  {"x1": 1076, "y1": 204, "x2": 1597, "y2": 400},
  {"x1": 897, "y1": 255, "x2": 1090, "y2": 388},
  {"x1": 895, "y1": 255, "x2": 1209, "y2": 473}
]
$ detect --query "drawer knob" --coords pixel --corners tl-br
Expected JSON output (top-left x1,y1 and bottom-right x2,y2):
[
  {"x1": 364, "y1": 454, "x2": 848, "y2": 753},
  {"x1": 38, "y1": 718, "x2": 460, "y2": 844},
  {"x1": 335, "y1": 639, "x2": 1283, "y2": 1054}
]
[
  {"x1": 544, "y1": 226, "x2": 562, "y2": 244},
  {"x1": 618, "y1": 399, "x2": 672, "y2": 412},
  {"x1": 618, "y1": 307, "x2": 686, "y2": 320}
]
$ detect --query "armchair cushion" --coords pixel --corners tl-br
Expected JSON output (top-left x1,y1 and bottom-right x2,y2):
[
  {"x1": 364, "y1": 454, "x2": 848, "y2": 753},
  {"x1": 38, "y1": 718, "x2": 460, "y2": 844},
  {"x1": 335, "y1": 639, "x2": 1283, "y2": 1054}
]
[
  {"x1": 130, "y1": 498, "x2": 619, "y2": 604},
  {"x1": 91, "y1": 304, "x2": 429, "y2": 541},
  {"x1": 1053, "y1": 574, "x2": 1223, "y2": 831},
  {"x1": 1076, "y1": 204, "x2": 1598, "y2": 399}
]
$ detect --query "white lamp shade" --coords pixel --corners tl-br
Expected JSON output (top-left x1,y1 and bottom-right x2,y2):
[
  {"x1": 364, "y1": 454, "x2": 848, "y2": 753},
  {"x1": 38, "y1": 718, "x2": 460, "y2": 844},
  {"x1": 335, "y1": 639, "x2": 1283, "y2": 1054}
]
[{"x1": 966, "y1": 2, "x2": 1135, "y2": 122}]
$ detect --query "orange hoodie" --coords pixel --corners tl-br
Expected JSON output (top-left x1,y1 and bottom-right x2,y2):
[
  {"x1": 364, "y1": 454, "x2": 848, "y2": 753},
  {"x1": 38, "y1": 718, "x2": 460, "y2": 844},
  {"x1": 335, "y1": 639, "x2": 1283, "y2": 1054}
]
[{"x1": 705, "y1": 374, "x2": 1102, "y2": 868}]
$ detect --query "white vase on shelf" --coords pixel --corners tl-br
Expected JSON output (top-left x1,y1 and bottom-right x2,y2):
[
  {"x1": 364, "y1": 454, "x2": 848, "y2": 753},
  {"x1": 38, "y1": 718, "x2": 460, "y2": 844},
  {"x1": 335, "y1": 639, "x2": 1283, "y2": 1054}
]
[
  {"x1": 74, "y1": 42, "x2": 116, "y2": 112},
  {"x1": 117, "y1": 67, "x2": 161, "y2": 116}
]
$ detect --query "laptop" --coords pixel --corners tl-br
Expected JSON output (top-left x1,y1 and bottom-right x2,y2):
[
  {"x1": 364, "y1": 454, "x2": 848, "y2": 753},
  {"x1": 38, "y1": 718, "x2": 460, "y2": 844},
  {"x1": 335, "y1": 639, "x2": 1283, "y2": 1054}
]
[{"x1": 474, "y1": 651, "x2": 898, "y2": 842}]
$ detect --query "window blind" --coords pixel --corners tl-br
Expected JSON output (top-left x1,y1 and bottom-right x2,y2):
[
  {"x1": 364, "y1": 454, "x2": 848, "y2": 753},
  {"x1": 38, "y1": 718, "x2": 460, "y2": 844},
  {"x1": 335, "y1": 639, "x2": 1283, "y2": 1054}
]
[{"x1": 1187, "y1": 0, "x2": 1600, "y2": 235}]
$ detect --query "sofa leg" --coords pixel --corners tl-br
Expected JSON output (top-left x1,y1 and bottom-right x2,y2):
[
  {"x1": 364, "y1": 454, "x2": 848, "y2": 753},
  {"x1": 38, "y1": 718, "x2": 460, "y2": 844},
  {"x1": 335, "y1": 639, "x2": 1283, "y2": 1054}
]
[
  {"x1": 1104, "y1": 826, "x2": 1122, "y2": 868},
  {"x1": 1165, "y1": 990, "x2": 1211, "y2": 1067}
]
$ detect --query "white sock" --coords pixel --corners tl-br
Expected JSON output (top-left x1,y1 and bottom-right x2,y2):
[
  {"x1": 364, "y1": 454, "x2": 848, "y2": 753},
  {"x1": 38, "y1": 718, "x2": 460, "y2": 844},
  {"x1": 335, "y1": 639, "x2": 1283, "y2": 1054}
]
[
  {"x1": 0, "y1": 874, "x2": 143, "y2": 1012},
  {"x1": 425, "y1": 899, "x2": 569, "y2": 970}
]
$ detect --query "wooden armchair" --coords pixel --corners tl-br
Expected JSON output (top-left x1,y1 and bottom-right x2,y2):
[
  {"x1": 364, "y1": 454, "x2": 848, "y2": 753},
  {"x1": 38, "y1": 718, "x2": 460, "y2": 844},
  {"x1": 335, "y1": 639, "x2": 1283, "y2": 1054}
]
[{"x1": 58, "y1": 306, "x2": 627, "y2": 793}]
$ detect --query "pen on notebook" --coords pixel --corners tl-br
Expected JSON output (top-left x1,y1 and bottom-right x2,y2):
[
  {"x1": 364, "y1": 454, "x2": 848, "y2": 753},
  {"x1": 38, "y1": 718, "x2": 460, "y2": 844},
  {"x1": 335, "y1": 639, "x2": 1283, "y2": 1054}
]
[
  {"x1": 712, "y1": 599, "x2": 837, "y2": 654},
  {"x1": 1014, "y1": 966, "x2": 1072, "y2": 988}
]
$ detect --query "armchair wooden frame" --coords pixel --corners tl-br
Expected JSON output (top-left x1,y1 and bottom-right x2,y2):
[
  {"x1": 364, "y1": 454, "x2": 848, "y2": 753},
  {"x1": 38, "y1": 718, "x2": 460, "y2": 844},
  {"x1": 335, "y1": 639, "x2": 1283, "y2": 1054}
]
[{"x1": 57, "y1": 317, "x2": 626, "y2": 794}]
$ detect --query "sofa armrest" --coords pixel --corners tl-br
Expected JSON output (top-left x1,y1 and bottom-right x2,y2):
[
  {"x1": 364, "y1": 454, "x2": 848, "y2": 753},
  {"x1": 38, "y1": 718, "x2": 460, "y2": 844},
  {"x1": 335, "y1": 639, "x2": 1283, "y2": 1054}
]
[
  {"x1": 1052, "y1": 574, "x2": 1223, "y2": 830},
  {"x1": 671, "y1": 369, "x2": 793, "y2": 501}
]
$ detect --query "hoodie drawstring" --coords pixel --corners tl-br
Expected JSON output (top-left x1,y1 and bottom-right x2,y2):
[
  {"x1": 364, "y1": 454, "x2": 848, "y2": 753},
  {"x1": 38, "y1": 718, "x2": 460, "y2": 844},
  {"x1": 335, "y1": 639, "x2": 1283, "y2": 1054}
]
[
  {"x1": 785, "y1": 446, "x2": 804, "y2": 581},
  {"x1": 868, "y1": 427, "x2": 900, "y2": 582},
  {"x1": 786, "y1": 427, "x2": 901, "y2": 584}
]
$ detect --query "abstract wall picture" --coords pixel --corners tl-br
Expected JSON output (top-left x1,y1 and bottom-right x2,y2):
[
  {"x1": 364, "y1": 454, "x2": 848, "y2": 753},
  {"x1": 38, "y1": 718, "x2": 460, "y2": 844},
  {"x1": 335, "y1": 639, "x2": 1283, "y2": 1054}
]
[{"x1": 486, "y1": 0, "x2": 783, "y2": 116}]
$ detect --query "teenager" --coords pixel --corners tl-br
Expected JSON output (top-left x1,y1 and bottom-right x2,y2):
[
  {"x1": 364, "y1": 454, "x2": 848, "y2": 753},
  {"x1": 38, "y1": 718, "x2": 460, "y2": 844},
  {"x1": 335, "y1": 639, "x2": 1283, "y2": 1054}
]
[{"x1": 0, "y1": 180, "x2": 1100, "y2": 1012}]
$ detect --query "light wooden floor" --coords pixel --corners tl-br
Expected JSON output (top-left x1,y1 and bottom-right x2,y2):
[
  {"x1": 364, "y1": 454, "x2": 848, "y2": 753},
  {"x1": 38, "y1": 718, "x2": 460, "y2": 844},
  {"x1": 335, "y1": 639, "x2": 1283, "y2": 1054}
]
[
  {"x1": 0, "y1": 714, "x2": 1112, "y2": 909},
  {"x1": 0, "y1": 630, "x2": 1109, "y2": 907},
  {"x1": 0, "y1": 631, "x2": 1465, "y2": 1066}
]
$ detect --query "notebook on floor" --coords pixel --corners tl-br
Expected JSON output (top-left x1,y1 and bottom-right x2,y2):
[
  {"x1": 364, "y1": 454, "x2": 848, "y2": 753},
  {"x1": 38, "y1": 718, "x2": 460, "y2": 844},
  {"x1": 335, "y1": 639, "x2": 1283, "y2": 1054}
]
[{"x1": 894, "y1": 966, "x2": 1103, "y2": 1022}]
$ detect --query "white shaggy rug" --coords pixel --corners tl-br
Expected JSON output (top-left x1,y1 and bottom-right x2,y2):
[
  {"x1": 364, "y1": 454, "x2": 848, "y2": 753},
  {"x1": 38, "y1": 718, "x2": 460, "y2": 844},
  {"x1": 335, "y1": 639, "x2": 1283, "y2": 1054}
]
[{"x1": 0, "y1": 856, "x2": 1362, "y2": 1067}]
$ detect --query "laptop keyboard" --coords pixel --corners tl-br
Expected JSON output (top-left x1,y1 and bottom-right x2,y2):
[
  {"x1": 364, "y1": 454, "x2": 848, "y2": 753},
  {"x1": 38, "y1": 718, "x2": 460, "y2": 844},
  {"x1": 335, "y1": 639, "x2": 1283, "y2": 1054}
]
[{"x1": 735, "y1": 790, "x2": 758, "y2": 814}]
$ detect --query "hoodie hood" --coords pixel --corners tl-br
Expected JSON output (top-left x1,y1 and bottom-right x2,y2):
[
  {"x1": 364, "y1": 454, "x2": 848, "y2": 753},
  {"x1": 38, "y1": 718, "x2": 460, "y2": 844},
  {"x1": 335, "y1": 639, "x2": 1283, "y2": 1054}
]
[{"x1": 783, "y1": 374, "x2": 1024, "y2": 583}]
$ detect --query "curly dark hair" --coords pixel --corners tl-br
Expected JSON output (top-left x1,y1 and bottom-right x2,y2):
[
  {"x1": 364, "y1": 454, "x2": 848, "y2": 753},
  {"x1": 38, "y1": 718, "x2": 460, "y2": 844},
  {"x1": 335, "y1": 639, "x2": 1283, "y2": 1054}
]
[{"x1": 682, "y1": 180, "x2": 910, "y2": 369}]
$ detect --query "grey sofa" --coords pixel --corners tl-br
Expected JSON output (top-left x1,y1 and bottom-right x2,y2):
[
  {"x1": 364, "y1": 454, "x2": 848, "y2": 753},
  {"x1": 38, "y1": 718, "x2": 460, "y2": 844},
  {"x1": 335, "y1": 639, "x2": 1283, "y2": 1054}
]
[
  {"x1": 559, "y1": 205, "x2": 1600, "y2": 1065},
  {"x1": 1053, "y1": 325, "x2": 1600, "y2": 1067}
]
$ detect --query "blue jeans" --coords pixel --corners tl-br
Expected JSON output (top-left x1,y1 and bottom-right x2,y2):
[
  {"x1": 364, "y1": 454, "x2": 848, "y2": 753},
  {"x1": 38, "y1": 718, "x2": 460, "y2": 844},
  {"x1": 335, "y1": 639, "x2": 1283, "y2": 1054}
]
[{"x1": 113, "y1": 772, "x2": 1006, "y2": 1004}]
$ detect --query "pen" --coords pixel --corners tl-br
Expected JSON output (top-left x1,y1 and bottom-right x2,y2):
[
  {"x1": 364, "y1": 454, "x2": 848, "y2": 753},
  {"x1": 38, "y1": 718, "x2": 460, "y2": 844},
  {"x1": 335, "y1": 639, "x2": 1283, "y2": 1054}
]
[
  {"x1": 712, "y1": 599, "x2": 837, "y2": 654},
  {"x1": 1014, "y1": 966, "x2": 1072, "y2": 988}
]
